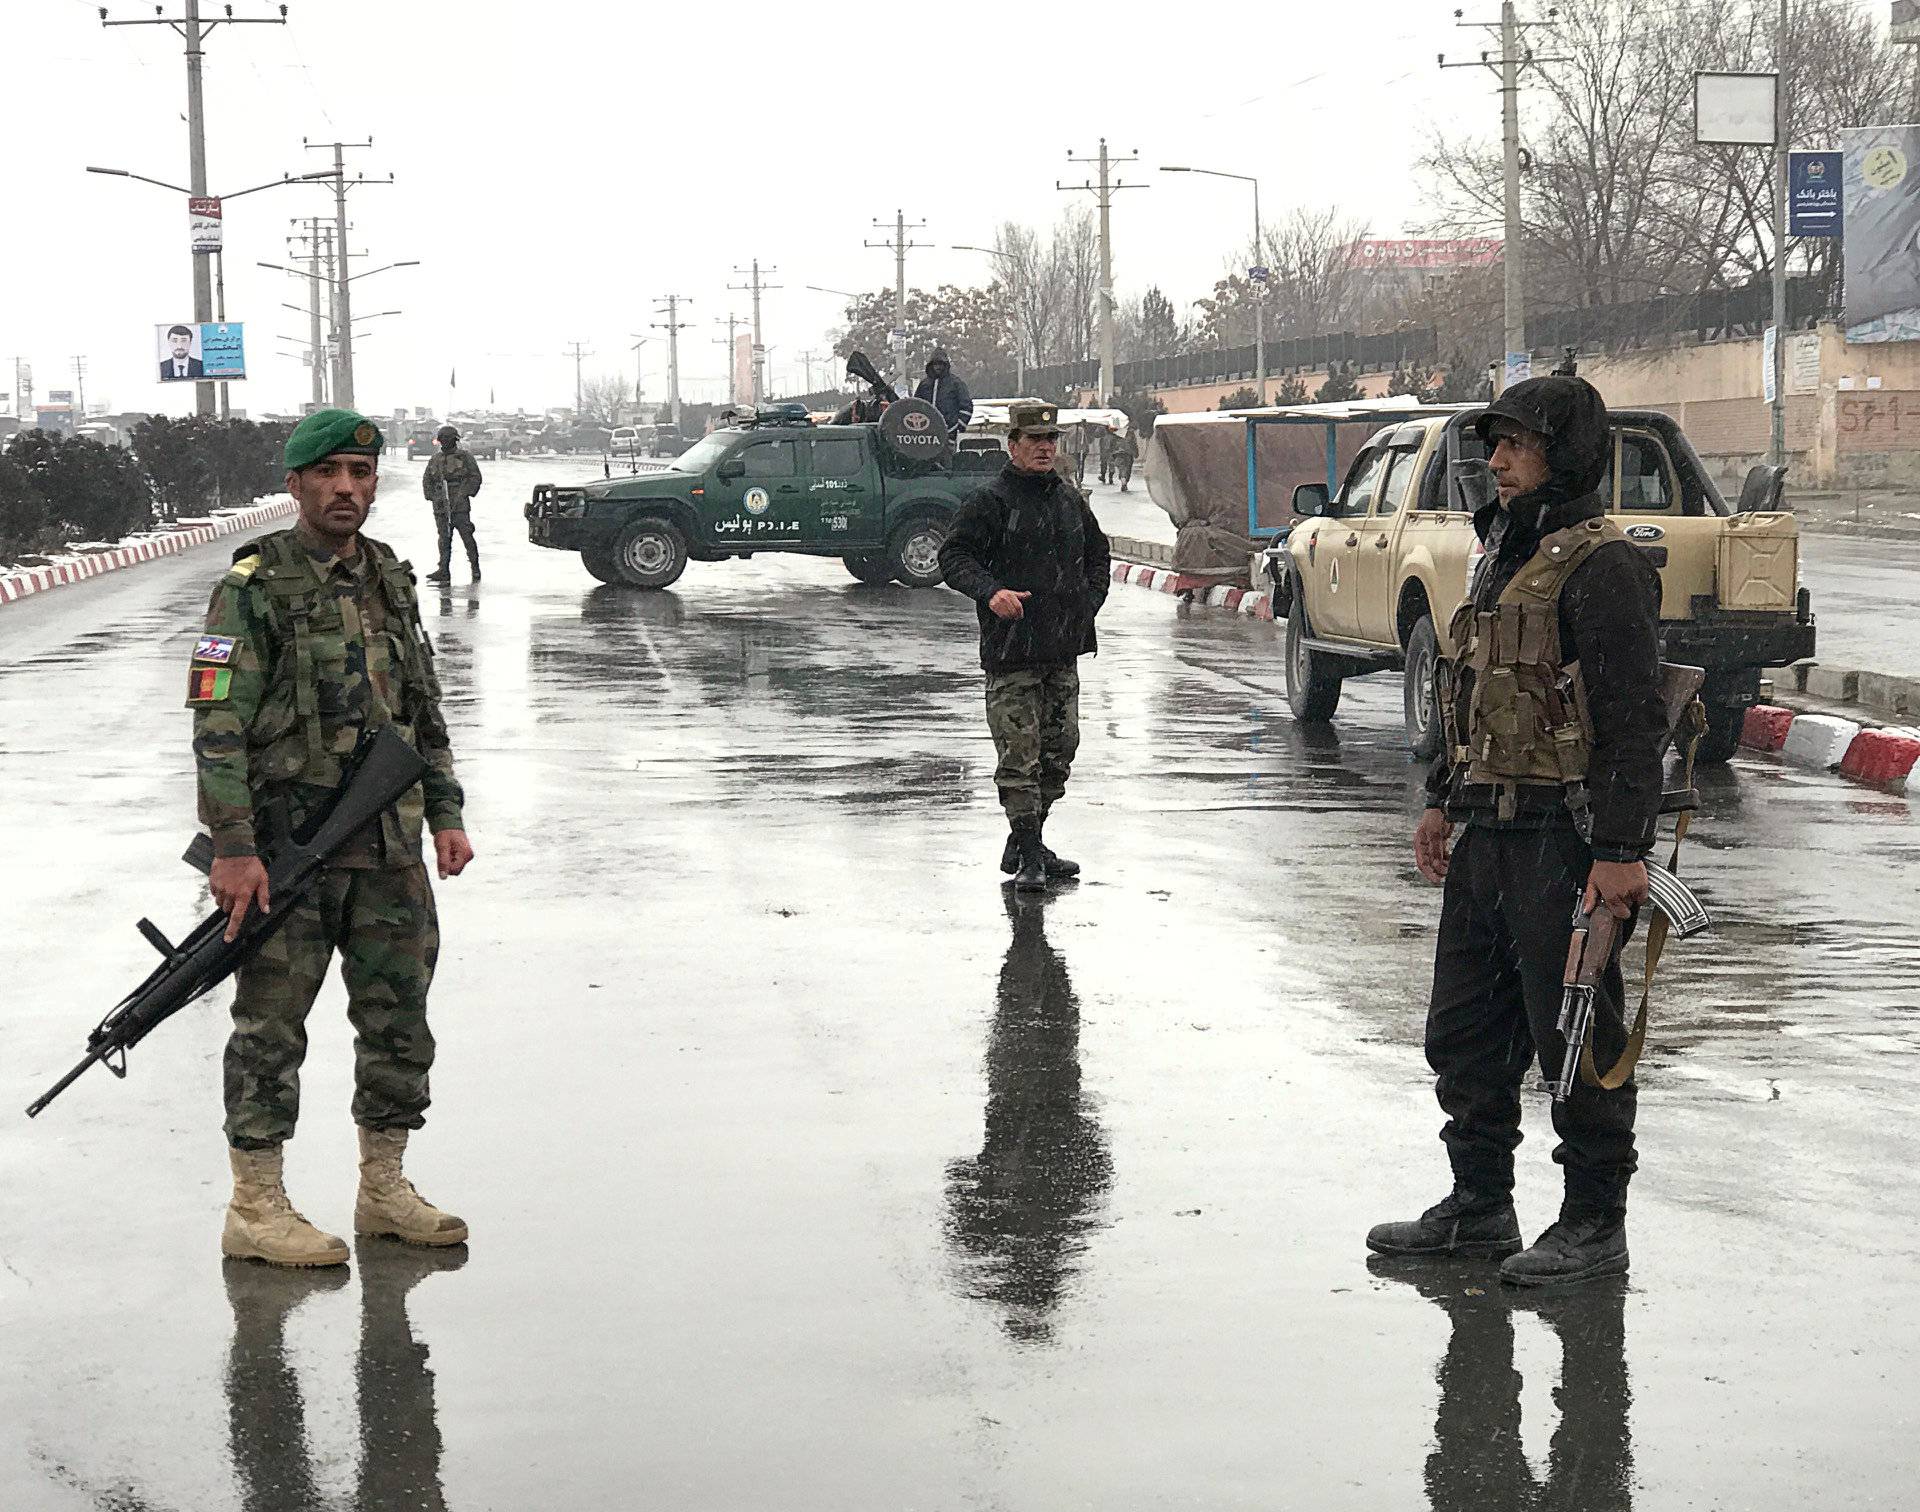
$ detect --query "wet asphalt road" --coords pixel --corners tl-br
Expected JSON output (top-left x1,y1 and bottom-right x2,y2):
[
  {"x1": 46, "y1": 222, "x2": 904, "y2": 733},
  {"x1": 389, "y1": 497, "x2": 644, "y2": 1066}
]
[{"x1": 2, "y1": 456, "x2": 1918, "y2": 1510}]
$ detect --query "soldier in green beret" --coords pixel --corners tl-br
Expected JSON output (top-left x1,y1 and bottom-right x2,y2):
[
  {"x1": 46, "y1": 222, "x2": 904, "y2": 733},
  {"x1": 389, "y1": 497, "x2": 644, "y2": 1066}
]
[{"x1": 190, "y1": 407, "x2": 474, "y2": 1268}]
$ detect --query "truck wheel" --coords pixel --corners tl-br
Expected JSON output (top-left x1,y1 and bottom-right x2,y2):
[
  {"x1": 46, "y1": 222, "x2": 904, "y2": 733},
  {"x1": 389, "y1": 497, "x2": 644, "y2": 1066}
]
[
  {"x1": 1285, "y1": 607, "x2": 1343, "y2": 722},
  {"x1": 1698, "y1": 699, "x2": 1748, "y2": 765},
  {"x1": 612, "y1": 518, "x2": 688, "y2": 590},
  {"x1": 890, "y1": 519, "x2": 948, "y2": 588},
  {"x1": 843, "y1": 554, "x2": 893, "y2": 586},
  {"x1": 582, "y1": 546, "x2": 620, "y2": 585},
  {"x1": 1402, "y1": 615, "x2": 1444, "y2": 760}
]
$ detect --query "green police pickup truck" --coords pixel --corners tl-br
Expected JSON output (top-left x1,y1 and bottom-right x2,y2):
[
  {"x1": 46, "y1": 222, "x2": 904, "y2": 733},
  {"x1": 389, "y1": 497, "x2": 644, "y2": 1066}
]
[{"x1": 525, "y1": 401, "x2": 996, "y2": 589}]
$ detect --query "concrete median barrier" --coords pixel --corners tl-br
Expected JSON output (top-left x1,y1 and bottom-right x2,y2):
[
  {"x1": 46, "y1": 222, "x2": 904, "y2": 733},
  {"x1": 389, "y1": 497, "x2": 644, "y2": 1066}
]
[{"x1": 0, "y1": 496, "x2": 295, "y2": 610}]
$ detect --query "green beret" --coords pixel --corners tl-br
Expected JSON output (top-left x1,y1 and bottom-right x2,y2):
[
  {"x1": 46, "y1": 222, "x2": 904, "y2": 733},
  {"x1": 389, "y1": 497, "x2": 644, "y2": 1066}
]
[{"x1": 283, "y1": 408, "x2": 384, "y2": 471}]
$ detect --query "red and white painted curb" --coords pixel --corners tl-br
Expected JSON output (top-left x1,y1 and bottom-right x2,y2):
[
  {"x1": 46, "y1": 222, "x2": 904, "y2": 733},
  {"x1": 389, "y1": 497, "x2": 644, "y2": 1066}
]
[
  {"x1": 1741, "y1": 703, "x2": 1920, "y2": 795},
  {"x1": 1111, "y1": 559, "x2": 1276, "y2": 620},
  {"x1": 0, "y1": 496, "x2": 296, "y2": 610}
]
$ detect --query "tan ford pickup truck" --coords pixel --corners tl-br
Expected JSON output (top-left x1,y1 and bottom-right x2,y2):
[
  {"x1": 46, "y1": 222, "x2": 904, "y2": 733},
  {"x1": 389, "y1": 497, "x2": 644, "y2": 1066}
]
[{"x1": 1264, "y1": 405, "x2": 1816, "y2": 763}]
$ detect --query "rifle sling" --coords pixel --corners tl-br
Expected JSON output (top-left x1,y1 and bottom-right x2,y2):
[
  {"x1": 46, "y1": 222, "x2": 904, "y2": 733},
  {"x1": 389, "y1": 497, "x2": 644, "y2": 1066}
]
[{"x1": 1579, "y1": 700, "x2": 1704, "y2": 1091}]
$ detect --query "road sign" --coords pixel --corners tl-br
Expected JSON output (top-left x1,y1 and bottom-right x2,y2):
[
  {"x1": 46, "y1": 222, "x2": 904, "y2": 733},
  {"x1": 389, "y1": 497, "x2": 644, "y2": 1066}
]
[
  {"x1": 1249, "y1": 265, "x2": 1270, "y2": 284},
  {"x1": 188, "y1": 196, "x2": 222, "y2": 255},
  {"x1": 1789, "y1": 151, "x2": 1843, "y2": 237}
]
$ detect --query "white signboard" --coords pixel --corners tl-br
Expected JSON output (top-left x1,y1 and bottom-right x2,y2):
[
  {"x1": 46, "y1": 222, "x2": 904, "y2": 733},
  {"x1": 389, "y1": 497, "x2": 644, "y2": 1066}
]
[
  {"x1": 188, "y1": 196, "x2": 222, "y2": 255},
  {"x1": 1762, "y1": 324, "x2": 1778, "y2": 405},
  {"x1": 1502, "y1": 351, "x2": 1532, "y2": 390},
  {"x1": 1787, "y1": 331, "x2": 1821, "y2": 395},
  {"x1": 1695, "y1": 72, "x2": 1778, "y2": 147}
]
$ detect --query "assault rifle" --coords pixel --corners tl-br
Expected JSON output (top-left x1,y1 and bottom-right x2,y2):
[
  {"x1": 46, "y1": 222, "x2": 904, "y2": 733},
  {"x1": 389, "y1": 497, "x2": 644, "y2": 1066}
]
[
  {"x1": 25, "y1": 725, "x2": 428, "y2": 1118},
  {"x1": 1546, "y1": 869, "x2": 1710, "y2": 1103}
]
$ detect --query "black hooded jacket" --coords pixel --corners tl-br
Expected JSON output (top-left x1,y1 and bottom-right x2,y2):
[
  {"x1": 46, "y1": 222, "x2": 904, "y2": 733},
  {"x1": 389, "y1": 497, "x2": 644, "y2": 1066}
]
[
  {"x1": 914, "y1": 351, "x2": 975, "y2": 432},
  {"x1": 939, "y1": 462, "x2": 1111, "y2": 674},
  {"x1": 1424, "y1": 376, "x2": 1669, "y2": 861}
]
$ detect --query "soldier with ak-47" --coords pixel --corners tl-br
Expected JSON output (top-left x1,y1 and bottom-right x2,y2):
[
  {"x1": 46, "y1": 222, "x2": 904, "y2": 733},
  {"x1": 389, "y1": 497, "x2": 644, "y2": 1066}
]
[
  {"x1": 421, "y1": 424, "x2": 482, "y2": 583},
  {"x1": 1368, "y1": 375, "x2": 1685, "y2": 1289}
]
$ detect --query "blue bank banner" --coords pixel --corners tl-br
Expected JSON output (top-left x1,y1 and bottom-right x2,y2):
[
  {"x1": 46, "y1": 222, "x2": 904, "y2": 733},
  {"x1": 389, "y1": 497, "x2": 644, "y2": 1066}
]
[{"x1": 1789, "y1": 151, "x2": 1843, "y2": 237}]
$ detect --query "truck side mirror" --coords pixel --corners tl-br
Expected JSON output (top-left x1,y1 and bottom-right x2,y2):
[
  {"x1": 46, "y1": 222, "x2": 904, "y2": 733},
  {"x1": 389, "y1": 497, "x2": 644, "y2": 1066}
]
[
  {"x1": 1736, "y1": 463, "x2": 1787, "y2": 513},
  {"x1": 1292, "y1": 482, "x2": 1331, "y2": 517},
  {"x1": 1449, "y1": 458, "x2": 1497, "y2": 514},
  {"x1": 716, "y1": 457, "x2": 745, "y2": 481}
]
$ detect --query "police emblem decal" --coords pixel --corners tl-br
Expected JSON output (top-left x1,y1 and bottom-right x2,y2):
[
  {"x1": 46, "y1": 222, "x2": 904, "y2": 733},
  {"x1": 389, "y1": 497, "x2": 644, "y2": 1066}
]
[{"x1": 745, "y1": 486, "x2": 771, "y2": 516}]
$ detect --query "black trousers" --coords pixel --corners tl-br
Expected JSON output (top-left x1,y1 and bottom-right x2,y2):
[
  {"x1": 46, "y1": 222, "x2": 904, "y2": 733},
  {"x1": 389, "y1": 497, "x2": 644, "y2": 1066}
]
[{"x1": 1426, "y1": 821, "x2": 1637, "y2": 1213}]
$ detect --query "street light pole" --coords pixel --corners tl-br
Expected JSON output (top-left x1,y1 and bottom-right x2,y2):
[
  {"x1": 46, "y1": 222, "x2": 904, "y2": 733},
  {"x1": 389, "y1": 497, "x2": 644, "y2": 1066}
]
[
  {"x1": 1160, "y1": 166, "x2": 1264, "y2": 397},
  {"x1": 951, "y1": 244, "x2": 1025, "y2": 393},
  {"x1": 101, "y1": 0, "x2": 288, "y2": 415},
  {"x1": 1770, "y1": 0, "x2": 1789, "y2": 468}
]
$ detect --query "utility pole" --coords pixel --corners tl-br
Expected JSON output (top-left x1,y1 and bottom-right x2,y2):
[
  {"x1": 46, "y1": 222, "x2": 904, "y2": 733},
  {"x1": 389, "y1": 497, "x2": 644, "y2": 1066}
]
[
  {"x1": 1770, "y1": 0, "x2": 1789, "y2": 467},
  {"x1": 796, "y1": 349, "x2": 821, "y2": 395},
  {"x1": 651, "y1": 297, "x2": 693, "y2": 427},
  {"x1": 101, "y1": 1, "x2": 288, "y2": 417},
  {"x1": 71, "y1": 357, "x2": 88, "y2": 422},
  {"x1": 13, "y1": 359, "x2": 31, "y2": 423},
  {"x1": 1059, "y1": 140, "x2": 1144, "y2": 403},
  {"x1": 303, "y1": 138, "x2": 386, "y2": 408},
  {"x1": 713, "y1": 314, "x2": 744, "y2": 406},
  {"x1": 1441, "y1": 5, "x2": 1565, "y2": 392},
  {"x1": 865, "y1": 211, "x2": 926, "y2": 393},
  {"x1": 562, "y1": 341, "x2": 593, "y2": 418},
  {"x1": 728, "y1": 261, "x2": 781, "y2": 404},
  {"x1": 290, "y1": 218, "x2": 330, "y2": 410}
]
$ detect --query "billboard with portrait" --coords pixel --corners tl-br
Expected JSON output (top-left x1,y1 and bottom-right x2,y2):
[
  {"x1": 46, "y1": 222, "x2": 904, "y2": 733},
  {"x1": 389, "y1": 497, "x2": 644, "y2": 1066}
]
[{"x1": 155, "y1": 321, "x2": 248, "y2": 382}]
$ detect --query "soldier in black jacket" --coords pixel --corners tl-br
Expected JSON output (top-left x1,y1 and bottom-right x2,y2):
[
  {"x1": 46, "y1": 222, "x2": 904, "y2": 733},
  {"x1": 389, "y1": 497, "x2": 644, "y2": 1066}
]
[
  {"x1": 939, "y1": 402, "x2": 1111, "y2": 892},
  {"x1": 1368, "y1": 375, "x2": 1669, "y2": 1288}
]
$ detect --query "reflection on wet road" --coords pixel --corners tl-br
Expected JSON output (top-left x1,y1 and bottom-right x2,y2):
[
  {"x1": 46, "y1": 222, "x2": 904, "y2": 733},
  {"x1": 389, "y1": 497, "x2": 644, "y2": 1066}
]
[{"x1": 1, "y1": 463, "x2": 1916, "y2": 1509}]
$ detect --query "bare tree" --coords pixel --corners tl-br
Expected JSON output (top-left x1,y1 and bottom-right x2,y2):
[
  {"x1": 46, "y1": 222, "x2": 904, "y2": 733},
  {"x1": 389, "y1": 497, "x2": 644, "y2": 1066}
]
[
  {"x1": 1423, "y1": 0, "x2": 1908, "y2": 345},
  {"x1": 578, "y1": 373, "x2": 632, "y2": 425}
]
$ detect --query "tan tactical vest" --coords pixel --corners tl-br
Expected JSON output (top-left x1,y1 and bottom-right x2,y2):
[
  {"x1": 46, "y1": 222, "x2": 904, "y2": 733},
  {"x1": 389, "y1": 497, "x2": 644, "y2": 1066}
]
[{"x1": 1442, "y1": 515, "x2": 1627, "y2": 817}]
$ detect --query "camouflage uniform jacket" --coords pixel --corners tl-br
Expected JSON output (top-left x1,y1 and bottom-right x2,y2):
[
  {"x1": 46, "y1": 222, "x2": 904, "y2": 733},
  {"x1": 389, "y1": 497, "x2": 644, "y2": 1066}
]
[
  {"x1": 421, "y1": 448, "x2": 483, "y2": 510},
  {"x1": 189, "y1": 525, "x2": 464, "y2": 867}
]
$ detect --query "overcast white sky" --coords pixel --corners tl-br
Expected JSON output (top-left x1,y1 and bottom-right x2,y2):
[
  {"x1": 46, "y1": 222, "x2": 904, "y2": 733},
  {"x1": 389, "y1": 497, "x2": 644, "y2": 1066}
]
[{"x1": 2, "y1": 0, "x2": 1879, "y2": 418}]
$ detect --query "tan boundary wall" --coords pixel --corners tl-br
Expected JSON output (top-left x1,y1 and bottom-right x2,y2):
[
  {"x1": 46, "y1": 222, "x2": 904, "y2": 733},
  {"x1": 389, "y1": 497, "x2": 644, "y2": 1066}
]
[{"x1": 1080, "y1": 322, "x2": 1920, "y2": 489}]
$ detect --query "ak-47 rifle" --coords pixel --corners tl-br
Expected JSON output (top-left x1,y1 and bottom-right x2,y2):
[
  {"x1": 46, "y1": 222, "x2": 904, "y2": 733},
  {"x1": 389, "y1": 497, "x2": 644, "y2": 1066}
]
[
  {"x1": 1547, "y1": 660, "x2": 1713, "y2": 1102},
  {"x1": 25, "y1": 725, "x2": 428, "y2": 1118}
]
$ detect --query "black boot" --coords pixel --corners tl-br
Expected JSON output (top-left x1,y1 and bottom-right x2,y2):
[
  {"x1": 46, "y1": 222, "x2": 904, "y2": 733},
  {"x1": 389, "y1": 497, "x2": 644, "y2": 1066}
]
[
  {"x1": 1366, "y1": 1188, "x2": 1522, "y2": 1259},
  {"x1": 1000, "y1": 829, "x2": 1081, "y2": 879},
  {"x1": 1499, "y1": 1207, "x2": 1628, "y2": 1288},
  {"x1": 1036, "y1": 819, "x2": 1079, "y2": 879},
  {"x1": 425, "y1": 563, "x2": 451, "y2": 584},
  {"x1": 1006, "y1": 820, "x2": 1048, "y2": 892}
]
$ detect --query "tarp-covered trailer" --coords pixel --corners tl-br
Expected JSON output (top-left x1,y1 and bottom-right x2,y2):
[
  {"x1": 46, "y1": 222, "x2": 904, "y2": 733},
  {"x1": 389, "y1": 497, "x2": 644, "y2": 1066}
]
[{"x1": 1143, "y1": 397, "x2": 1445, "y2": 587}]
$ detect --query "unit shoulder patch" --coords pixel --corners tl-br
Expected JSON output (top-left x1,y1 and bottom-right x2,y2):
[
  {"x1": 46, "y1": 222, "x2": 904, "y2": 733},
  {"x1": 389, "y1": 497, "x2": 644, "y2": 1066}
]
[{"x1": 193, "y1": 634, "x2": 237, "y2": 665}]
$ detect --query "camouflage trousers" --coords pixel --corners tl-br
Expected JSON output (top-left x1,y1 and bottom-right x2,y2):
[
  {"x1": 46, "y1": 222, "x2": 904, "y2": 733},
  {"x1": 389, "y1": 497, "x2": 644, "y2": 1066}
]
[
  {"x1": 432, "y1": 502, "x2": 478, "y2": 573},
  {"x1": 224, "y1": 863, "x2": 439, "y2": 1149},
  {"x1": 985, "y1": 663, "x2": 1081, "y2": 823}
]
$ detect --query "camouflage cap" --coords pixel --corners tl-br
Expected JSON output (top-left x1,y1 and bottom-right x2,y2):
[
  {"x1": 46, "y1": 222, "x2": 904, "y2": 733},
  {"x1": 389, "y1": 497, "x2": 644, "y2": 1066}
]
[
  {"x1": 284, "y1": 408, "x2": 384, "y2": 471},
  {"x1": 1008, "y1": 402, "x2": 1061, "y2": 438},
  {"x1": 436, "y1": 424, "x2": 459, "y2": 442}
]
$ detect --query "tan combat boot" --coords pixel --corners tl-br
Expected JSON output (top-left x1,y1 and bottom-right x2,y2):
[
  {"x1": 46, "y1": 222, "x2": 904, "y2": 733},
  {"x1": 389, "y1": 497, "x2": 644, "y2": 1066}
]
[
  {"x1": 222, "y1": 1145, "x2": 351, "y2": 1268},
  {"x1": 355, "y1": 1127, "x2": 469, "y2": 1247}
]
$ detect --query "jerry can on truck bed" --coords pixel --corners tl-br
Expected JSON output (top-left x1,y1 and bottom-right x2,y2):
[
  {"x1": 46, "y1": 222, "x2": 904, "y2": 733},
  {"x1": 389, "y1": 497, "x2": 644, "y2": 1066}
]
[{"x1": 1717, "y1": 512, "x2": 1799, "y2": 612}]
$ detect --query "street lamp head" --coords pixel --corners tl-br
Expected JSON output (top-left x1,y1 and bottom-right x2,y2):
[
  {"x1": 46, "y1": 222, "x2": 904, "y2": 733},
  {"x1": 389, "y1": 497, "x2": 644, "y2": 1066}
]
[
  {"x1": 1160, "y1": 165, "x2": 1190, "y2": 173},
  {"x1": 86, "y1": 165, "x2": 129, "y2": 177}
]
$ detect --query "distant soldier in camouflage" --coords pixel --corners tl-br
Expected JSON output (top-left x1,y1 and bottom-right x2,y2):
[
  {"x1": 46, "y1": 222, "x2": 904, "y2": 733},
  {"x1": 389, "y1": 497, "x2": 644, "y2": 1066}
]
[
  {"x1": 420, "y1": 425, "x2": 482, "y2": 584},
  {"x1": 192, "y1": 406, "x2": 475, "y2": 1268},
  {"x1": 939, "y1": 402, "x2": 1111, "y2": 891}
]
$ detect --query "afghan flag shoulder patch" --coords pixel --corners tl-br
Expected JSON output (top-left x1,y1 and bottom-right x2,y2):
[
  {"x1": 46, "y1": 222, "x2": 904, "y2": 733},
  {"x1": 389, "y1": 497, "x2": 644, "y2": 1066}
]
[{"x1": 188, "y1": 666, "x2": 233, "y2": 704}]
